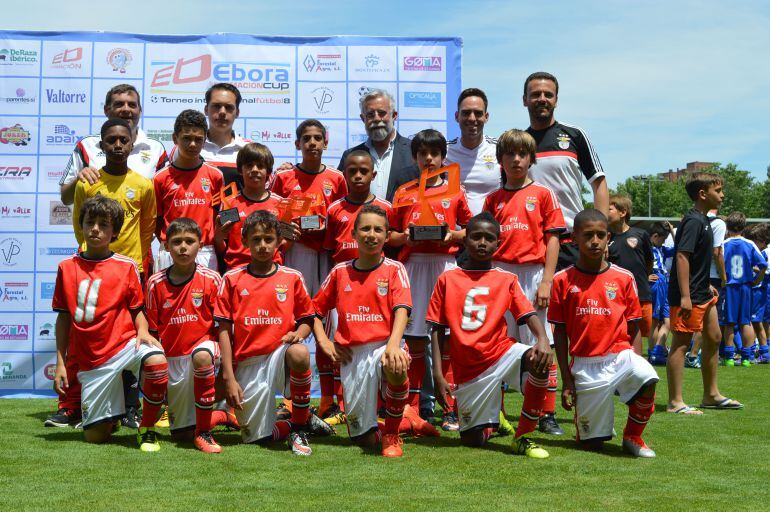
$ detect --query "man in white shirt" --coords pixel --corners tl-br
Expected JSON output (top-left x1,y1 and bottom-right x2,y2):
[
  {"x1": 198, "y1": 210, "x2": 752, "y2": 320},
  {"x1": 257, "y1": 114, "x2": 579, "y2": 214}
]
[{"x1": 200, "y1": 83, "x2": 249, "y2": 189}]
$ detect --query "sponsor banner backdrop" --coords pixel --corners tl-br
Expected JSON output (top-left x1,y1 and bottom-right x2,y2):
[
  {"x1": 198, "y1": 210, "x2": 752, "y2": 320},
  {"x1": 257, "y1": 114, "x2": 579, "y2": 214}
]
[{"x1": 0, "y1": 31, "x2": 462, "y2": 396}]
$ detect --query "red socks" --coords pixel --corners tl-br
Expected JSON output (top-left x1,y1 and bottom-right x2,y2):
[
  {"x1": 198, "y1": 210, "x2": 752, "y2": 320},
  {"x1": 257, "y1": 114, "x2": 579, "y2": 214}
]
[
  {"x1": 383, "y1": 381, "x2": 409, "y2": 435},
  {"x1": 407, "y1": 349, "x2": 426, "y2": 409},
  {"x1": 290, "y1": 369, "x2": 312, "y2": 427},
  {"x1": 624, "y1": 394, "x2": 655, "y2": 441},
  {"x1": 139, "y1": 362, "x2": 168, "y2": 428},
  {"x1": 59, "y1": 357, "x2": 81, "y2": 410},
  {"x1": 516, "y1": 374, "x2": 547, "y2": 438},
  {"x1": 272, "y1": 420, "x2": 291, "y2": 441},
  {"x1": 316, "y1": 349, "x2": 334, "y2": 415},
  {"x1": 441, "y1": 353, "x2": 456, "y2": 411},
  {"x1": 193, "y1": 364, "x2": 216, "y2": 433},
  {"x1": 544, "y1": 363, "x2": 558, "y2": 415}
]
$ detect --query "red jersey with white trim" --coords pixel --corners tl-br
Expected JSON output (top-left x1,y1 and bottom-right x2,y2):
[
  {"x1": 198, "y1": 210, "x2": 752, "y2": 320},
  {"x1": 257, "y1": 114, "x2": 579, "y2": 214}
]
[
  {"x1": 145, "y1": 265, "x2": 221, "y2": 358},
  {"x1": 153, "y1": 161, "x2": 224, "y2": 244},
  {"x1": 313, "y1": 258, "x2": 412, "y2": 346},
  {"x1": 548, "y1": 264, "x2": 642, "y2": 357},
  {"x1": 269, "y1": 165, "x2": 347, "y2": 251},
  {"x1": 222, "y1": 191, "x2": 284, "y2": 270},
  {"x1": 426, "y1": 267, "x2": 535, "y2": 384},
  {"x1": 323, "y1": 196, "x2": 395, "y2": 264},
  {"x1": 52, "y1": 253, "x2": 143, "y2": 371},
  {"x1": 214, "y1": 265, "x2": 315, "y2": 361},
  {"x1": 393, "y1": 181, "x2": 472, "y2": 261},
  {"x1": 483, "y1": 182, "x2": 566, "y2": 265}
]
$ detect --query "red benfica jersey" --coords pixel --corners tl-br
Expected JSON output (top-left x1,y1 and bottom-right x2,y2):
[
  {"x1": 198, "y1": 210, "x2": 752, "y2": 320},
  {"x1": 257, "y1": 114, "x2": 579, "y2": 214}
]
[
  {"x1": 426, "y1": 267, "x2": 535, "y2": 384},
  {"x1": 153, "y1": 161, "x2": 224, "y2": 244},
  {"x1": 214, "y1": 265, "x2": 315, "y2": 361},
  {"x1": 52, "y1": 253, "x2": 143, "y2": 371},
  {"x1": 145, "y1": 265, "x2": 221, "y2": 357},
  {"x1": 323, "y1": 196, "x2": 395, "y2": 264},
  {"x1": 393, "y1": 181, "x2": 472, "y2": 261},
  {"x1": 269, "y1": 165, "x2": 347, "y2": 252},
  {"x1": 313, "y1": 258, "x2": 412, "y2": 346},
  {"x1": 483, "y1": 182, "x2": 565, "y2": 265},
  {"x1": 548, "y1": 264, "x2": 642, "y2": 357},
  {"x1": 222, "y1": 191, "x2": 284, "y2": 270}
]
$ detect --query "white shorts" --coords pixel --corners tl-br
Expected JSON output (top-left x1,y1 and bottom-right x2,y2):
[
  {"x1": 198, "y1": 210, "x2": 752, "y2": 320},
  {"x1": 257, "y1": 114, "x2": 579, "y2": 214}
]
[
  {"x1": 404, "y1": 254, "x2": 456, "y2": 338},
  {"x1": 572, "y1": 349, "x2": 659, "y2": 441},
  {"x1": 284, "y1": 242, "x2": 329, "y2": 297},
  {"x1": 341, "y1": 341, "x2": 407, "y2": 438},
  {"x1": 78, "y1": 339, "x2": 164, "y2": 428},
  {"x1": 495, "y1": 262, "x2": 553, "y2": 346},
  {"x1": 234, "y1": 344, "x2": 290, "y2": 443},
  {"x1": 156, "y1": 245, "x2": 217, "y2": 272},
  {"x1": 454, "y1": 342, "x2": 530, "y2": 432},
  {"x1": 166, "y1": 340, "x2": 220, "y2": 432}
]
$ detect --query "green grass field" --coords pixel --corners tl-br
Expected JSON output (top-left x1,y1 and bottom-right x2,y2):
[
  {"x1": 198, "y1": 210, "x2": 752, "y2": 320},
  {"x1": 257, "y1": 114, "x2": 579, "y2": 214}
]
[{"x1": 2, "y1": 365, "x2": 768, "y2": 512}]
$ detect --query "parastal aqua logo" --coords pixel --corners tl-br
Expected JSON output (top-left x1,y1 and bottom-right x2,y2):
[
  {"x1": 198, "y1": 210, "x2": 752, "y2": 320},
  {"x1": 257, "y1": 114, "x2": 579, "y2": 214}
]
[
  {"x1": 403, "y1": 56, "x2": 442, "y2": 72},
  {"x1": 303, "y1": 52, "x2": 342, "y2": 73},
  {"x1": 404, "y1": 91, "x2": 441, "y2": 108}
]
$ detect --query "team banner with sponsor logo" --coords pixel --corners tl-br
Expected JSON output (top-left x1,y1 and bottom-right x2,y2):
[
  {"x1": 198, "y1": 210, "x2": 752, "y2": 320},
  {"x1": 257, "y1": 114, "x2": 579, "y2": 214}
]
[{"x1": 0, "y1": 31, "x2": 462, "y2": 397}]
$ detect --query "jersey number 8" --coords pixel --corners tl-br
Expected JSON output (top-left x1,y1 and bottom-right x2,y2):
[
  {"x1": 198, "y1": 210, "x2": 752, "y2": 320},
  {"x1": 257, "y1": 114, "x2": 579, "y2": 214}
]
[{"x1": 730, "y1": 255, "x2": 744, "y2": 280}]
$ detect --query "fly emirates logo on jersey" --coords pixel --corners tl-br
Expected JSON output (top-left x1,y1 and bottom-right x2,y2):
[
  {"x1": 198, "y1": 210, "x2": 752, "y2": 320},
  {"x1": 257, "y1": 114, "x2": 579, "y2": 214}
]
[
  {"x1": 245, "y1": 308, "x2": 284, "y2": 326},
  {"x1": 170, "y1": 306, "x2": 199, "y2": 325},
  {"x1": 573, "y1": 282, "x2": 618, "y2": 317},
  {"x1": 173, "y1": 190, "x2": 207, "y2": 208},
  {"x1": 500, "y1": 216, "x2": 530, "y2": 232},
  {"x1": 345, "y1": 305, "x2": 384, "y2": 323}
]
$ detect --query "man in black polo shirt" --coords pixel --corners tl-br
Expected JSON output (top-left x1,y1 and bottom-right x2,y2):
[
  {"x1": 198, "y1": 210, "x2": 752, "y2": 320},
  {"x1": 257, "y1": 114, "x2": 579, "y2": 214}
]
[{"x1": 524, "y1": 72, "x2": 609, "y2": 270}]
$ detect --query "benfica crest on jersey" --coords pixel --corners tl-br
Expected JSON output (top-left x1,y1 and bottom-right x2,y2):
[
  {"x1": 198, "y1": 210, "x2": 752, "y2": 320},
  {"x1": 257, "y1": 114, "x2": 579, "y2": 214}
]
[
  {"x1": 525, "y1": 197, "x2": 537, "y2": 212},
  {"x1": 483, "y1": 154, "x2": 496, "y2": 170},
  {"x1": 191, "y1": 291, "x2": 204, "y2": 308},
  {"x1": 125, "y1": 187, "x2": 135, "y2": 200},
  {"x1": 557, "y1": 133, "x2": 571, "y2": 150},
  {"x1": 275, "y1": 284, "x2": 288, "y2": 302},
  {"x1": 441, "y1": 198, "x2": 451, "y2": 209},
  {"x1": 323, "y1": 181, "x2": 333, "y2": 197},
  {"x1": 626, "y1": 237, "x2": 638, "y2": 249},
  {"x1": 605, "y1": 283, "x2": 618, "y2": 301},
  {"x1": 140, "y1": 150, "x2": 151, "y2": 164},
  {"x1": 200, "y1": 177, "x2": 211, "y2": 193},
  {"x1": 377, "y1": 278, "x2": 389, "y2": 296}
]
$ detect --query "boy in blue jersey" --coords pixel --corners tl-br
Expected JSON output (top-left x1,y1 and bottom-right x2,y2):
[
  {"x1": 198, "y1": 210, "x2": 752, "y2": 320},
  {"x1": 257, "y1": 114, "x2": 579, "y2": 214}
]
[
  {"x1": 722, "y1": 212, "x2": 766, "y2": 367},
  {"x1": 648, "y1": 221, "x2": 675, "y2": 365},
  {"x1": 745, "y1": 224, "x2": 770, "y2": 363}
]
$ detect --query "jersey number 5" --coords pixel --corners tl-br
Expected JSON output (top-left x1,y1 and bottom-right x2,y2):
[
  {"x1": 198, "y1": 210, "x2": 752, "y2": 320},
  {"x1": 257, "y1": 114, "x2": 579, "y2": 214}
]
[
  {"x1": 461, "y1": 287, "x2": 490, "y2": 331},
  {"x1": 75, "y1": 278, "x2": 102, "y2": 323}
]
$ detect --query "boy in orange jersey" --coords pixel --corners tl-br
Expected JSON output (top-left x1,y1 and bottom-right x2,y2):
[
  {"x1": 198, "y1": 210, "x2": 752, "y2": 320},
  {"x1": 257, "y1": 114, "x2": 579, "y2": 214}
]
[
  {"x1": 154, "y1": 110, "x2": 223, "y2": 271},
  {"x1": 53, "y1": 196, "x2": 168, "y2": 451},
  {"x1": 312, "y1": 205, "x2": 413, "y2": 457},
  {"x1": 146, "y1": 218, "x2": 237, "y2": 454},
  {"x1": 550, "y1": 209, "x2": 658, "y2": 457},
  {"x1": 215, "y1": 142, "x2": 284, "y2": 271},
  {"x1": 427, "y1": 212, "x2": 552, "y2": 458},
  {"x1": 216, "y1": 211, "x2": 333, "y2": 455},
  {"x1": 482, "y1": 128, "x2": 566, "y2": 436},
  {"x1": 389, "y1": 129, "x2": 471, "y2": 433}
]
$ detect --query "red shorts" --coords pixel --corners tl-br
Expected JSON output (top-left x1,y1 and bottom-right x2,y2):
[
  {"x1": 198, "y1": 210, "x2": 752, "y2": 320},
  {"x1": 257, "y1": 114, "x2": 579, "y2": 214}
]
[
  {"x1": 640, "y1": 302, "x2": 652, "y2": 338},
  {"x1": 670, "y1": 294, "x2": 718, "y2": 334}
]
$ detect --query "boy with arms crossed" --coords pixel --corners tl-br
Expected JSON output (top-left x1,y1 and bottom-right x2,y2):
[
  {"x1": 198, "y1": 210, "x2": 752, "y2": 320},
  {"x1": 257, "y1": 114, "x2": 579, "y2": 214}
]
[{"x1": 550, "y1": 209, "x2": 658, "y2": 458}]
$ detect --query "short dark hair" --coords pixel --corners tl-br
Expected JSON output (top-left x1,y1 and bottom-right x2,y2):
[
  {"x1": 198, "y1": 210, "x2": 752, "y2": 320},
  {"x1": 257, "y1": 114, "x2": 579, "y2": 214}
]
[
  {"x1": 354, "y1": 204, "x2": 389, "y2": 230},
  {"x1": 411, "y1": 129, "x2": 447, "y2": 159},
  {"x1": 296, "y1": 119, "x2": 327, "y2": 141},
  {"x1": 573, "y1": 208, "x2": 608, "y2": 231},
  {"x1": 205, "y1": 83, "x2": 242, "y2": 108},
  {"x1": 242, "y1": 210, "x2": 280, "y2": 241},
  {"x1": 79, "y1": 195, "x2": 124, "y2": 238},
  {"x1": 466, "y1": 211, "x2": 500, "y2": 239},
  {"x1": 100, "y1": 118, "x2": 132, "y2": 139},
  {"x1": 523, "y1": 71, "x2": 559, "y2": 97},
  {"x1": 649, "y1": 221, "x2": 670, "y2": 237},
  {"x1": 457, "y1": 87, "x2": 488, "y2": 111},
  {"x1": 237, "y1": 142, "x2": 274, "y2": 174},
  {"x1": 725, "y1": 211, "x2": 747, "y2": 233},
  {"x1": 685, "y1": 172, "x2": 723, "y2": 201},
  {"x1": 105, "y1": 84, "x2": 141, "y2": 110},
  {"x1": 174, "y1": 109, "x2": 208, "y2": 135},
  {"x1": 166, "y1": 217, "x2": 201, "y2": 241},
  {"x1": 344, "y1": 149, "x2": 373, "y2": 168}
]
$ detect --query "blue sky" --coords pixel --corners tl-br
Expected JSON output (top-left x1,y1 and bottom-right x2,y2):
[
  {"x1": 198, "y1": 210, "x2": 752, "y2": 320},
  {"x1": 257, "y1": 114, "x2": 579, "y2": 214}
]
[{"x1": 4, "y1": 0, "x2": 769, "y2": 187}]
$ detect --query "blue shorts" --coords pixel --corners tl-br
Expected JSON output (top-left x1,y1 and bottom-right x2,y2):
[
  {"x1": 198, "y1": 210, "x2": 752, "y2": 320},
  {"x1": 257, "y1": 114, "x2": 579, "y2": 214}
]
[
  {"x1": 751, "y1": 286, "x2": 766, "y2": 323},
  {"x1": 724, "y1": 283, "x2": 752, "y2": 326},
  {"x1": 711, "y1": 278, "x2": 725, "y2": 325},
  {"x1": 650, "y1": 277, "x2": 669, "y2": 320},
  {"x1": 764, "y1": 285, "x2": 770, "y2": 322}
]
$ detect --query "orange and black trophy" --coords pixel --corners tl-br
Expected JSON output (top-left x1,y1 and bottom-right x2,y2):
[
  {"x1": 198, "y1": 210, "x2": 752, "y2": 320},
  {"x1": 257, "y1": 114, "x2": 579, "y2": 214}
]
[
  {"x1": 216, "y1": 182, "x2": 241, "y2": 225},
  {"x1": 275, "y1": 195, "x2": 321, "y2": 239},
  {"x1": 392, "y1": 162, "x2": 460, "y2": 241}
]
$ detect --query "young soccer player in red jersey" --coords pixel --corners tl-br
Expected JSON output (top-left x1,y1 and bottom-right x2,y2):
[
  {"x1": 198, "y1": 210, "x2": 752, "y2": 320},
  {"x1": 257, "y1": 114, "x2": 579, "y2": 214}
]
[
  {"x1": 427, "y1": 212, "x2": 553, "y2": 457},
  {"x1": 317, "y1": 150, "x2": 396, "y2": 422},
  {"x1": 215, "y1": 211, "x2": 333, "y2": 455},
  {"x1": 482, "y1": 129, "x2": 566, "y2": 436},
  {"x1": 312, "y1": 205, "x2": 413, "y2": 457},
  {"x1": 269, "y1": 119, "x2": 347, "y2": 296},
  {"x1": 146, "y1": 218, "x2": 239, "y2": 453},
  {"x1": 154, "y1": 110, "x2": 224, "y2": 271},
  {"x1": 389, "y1": 129, "x2": 470, "y2": 433},
  {"x1": 550, "y1": 209, "x2": 658, "y2": 457},
  {"x1": 52, "y1": 196, "x2": 168, "y2": 451},
  {"x1": 215, "y1": 142, "x2": 284, "y2": 271}
]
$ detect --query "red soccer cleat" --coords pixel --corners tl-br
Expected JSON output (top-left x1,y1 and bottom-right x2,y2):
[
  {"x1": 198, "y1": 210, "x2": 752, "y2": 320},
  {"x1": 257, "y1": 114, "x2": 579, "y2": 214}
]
[
  {"x1": 381, "y1": 433, "x2": 404, "y2": 458},
  {"x1": 194, "y1": 431, "x2": 222, "y2": 454},
  {"x1": 403, "y1": 405, "x2": 440, "y2": 437}
]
